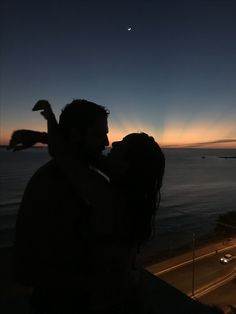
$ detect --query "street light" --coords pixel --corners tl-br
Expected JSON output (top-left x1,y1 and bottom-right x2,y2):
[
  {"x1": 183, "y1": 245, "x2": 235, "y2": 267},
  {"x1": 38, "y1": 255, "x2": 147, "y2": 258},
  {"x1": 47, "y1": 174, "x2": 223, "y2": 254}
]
[
  {"x1": 192, "y1": 232, "x2": 196, "y2": 297},
  {"x1": 168, "y1": 209, "x2": 198, "y2": 298}
]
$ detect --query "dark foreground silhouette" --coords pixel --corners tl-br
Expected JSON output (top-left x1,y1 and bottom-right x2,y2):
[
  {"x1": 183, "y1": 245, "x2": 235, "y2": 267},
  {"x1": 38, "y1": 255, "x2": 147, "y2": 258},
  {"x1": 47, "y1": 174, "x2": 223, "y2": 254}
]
[{"x1": 9, "y1": 99, "x2": 223, "y2": 313}]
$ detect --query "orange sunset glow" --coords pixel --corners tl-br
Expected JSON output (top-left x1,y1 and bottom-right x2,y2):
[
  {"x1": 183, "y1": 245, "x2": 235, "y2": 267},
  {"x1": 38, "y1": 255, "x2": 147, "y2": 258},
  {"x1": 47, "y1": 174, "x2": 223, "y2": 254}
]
[
  {"x1": 1, "y1": 117, "x2": 236, "y2": 149},
  {"x1": 109, "y1": 115, "x2": 236, "y2": 149}
]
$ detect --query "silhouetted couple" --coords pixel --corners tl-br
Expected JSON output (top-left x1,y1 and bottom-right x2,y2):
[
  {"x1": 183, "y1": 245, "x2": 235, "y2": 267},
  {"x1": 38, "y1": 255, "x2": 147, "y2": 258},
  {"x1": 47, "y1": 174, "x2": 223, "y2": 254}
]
[
  {"x1": 9, "y1": 99, "x2": 222, "y2": 314},
  {"x1": 10, "y1": 99, "x2": 164, "y2": 313}
]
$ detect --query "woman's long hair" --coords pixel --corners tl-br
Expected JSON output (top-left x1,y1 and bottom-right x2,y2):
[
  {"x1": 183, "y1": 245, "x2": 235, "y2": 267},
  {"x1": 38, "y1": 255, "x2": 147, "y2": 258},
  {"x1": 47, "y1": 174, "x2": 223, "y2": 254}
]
[{"x1": 123, "y1": 133, "x2": 165, "y2": 247}]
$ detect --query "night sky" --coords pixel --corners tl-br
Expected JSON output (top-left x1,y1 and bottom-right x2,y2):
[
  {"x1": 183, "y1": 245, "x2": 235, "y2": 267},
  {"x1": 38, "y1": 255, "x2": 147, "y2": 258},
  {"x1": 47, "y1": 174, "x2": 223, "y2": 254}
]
[{"x1": 1, "y1": 0, "x2": 236, "y2": 147}]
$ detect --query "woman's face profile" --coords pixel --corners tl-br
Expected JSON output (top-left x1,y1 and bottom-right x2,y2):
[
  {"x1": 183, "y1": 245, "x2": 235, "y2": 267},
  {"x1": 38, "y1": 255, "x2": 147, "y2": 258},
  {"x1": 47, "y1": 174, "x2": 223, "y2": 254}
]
[
  {"x1": 107, "y1": 138, "x2": 130, "y2": 180},
  {"x1": 108, "y1": 133, "x2": 142, "y2": 169}
]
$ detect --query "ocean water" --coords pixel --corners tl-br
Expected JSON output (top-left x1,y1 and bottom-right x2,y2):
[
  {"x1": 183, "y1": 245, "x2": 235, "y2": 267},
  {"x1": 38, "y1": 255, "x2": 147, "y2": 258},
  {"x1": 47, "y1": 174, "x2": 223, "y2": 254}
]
[
  {"x1": 0, "y1": 147, "x2": 236, "y2": 254},
  {"x1": 153, "y1": 148, "x2": 236, "y2": 254}
]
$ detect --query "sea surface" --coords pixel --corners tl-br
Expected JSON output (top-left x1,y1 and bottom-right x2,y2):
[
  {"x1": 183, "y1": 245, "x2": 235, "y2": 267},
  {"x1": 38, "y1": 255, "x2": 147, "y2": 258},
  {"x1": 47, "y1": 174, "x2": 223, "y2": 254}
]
[{"x1": 0, "y1": 147, "x2": 236, "y2": 255}]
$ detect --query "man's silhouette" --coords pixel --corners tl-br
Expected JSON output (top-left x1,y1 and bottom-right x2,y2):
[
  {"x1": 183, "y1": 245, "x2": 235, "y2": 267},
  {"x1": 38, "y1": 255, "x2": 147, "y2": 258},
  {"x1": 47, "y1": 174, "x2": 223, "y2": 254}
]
[{"x1": 14, "y1": 99, "x2": 109, "y2": 313}]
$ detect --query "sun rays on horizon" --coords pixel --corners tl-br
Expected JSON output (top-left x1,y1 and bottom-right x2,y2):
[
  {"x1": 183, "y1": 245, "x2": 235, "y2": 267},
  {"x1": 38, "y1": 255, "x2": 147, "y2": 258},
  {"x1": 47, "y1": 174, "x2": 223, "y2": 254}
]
[
  {"x1": 1, "y1": 108, "x2": 236, "y2": 149},
  {"x1": 109, "y1": 112, "x2": 236, "y2": 148}
]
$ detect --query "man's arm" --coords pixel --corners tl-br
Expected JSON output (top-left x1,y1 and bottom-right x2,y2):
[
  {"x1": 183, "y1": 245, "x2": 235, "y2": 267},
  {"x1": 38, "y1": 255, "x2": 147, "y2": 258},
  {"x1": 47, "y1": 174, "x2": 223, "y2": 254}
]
[
  {"x1": 14, "y1": 166, "x2": 88, "y2": 289},
  {"x1": 14, "y1": 168, "x2": 55, "y2": 286}
]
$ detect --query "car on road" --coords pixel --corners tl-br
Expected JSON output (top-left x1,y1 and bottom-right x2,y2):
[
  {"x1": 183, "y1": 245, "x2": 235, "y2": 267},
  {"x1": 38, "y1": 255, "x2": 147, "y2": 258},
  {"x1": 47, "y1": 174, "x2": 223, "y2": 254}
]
[{"x1": 219, "y1": 253, "x2": 236, "y2": 264}]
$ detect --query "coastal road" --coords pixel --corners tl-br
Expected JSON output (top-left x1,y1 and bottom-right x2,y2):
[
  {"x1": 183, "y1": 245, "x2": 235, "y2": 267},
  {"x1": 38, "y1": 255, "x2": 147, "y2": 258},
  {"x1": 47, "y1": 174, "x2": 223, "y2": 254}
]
[
  {"x1": 156, "y1": 247, "x2": 236, "y2": 296},
  {"x1": 198, "y1": 278, "x2": 236, "y2": 306}
]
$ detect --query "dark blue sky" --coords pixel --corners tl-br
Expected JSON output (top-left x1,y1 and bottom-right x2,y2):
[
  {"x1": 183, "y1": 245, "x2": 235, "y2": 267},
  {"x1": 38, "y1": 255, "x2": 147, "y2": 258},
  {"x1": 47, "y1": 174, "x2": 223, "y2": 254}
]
[{"x1": 1, "y1": 0, "x2": 236, "y2": 147}]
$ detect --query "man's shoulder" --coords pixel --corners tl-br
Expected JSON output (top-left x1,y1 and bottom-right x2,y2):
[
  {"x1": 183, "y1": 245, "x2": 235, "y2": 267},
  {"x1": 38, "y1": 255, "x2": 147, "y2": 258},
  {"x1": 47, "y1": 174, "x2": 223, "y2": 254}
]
[
  {"x1": 21, "y1": 160, "x2": 66, "y2": 202},
  {"x1": 29, "y1": 159, "x2": 64, "y2": 183}
]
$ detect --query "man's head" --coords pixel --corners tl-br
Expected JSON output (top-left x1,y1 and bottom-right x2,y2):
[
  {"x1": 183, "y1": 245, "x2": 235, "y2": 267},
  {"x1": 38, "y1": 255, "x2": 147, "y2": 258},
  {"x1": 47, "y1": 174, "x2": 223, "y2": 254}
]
[{"x1": 59, "y1": 99, "x2": 109, "y2": 162}]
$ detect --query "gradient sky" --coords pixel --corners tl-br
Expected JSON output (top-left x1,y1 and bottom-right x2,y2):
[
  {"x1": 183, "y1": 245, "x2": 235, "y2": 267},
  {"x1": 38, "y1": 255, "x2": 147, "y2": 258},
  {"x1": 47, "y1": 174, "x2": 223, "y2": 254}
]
[{"x1": 1, "y1": 0, "x2": 236, "y2": 147}]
